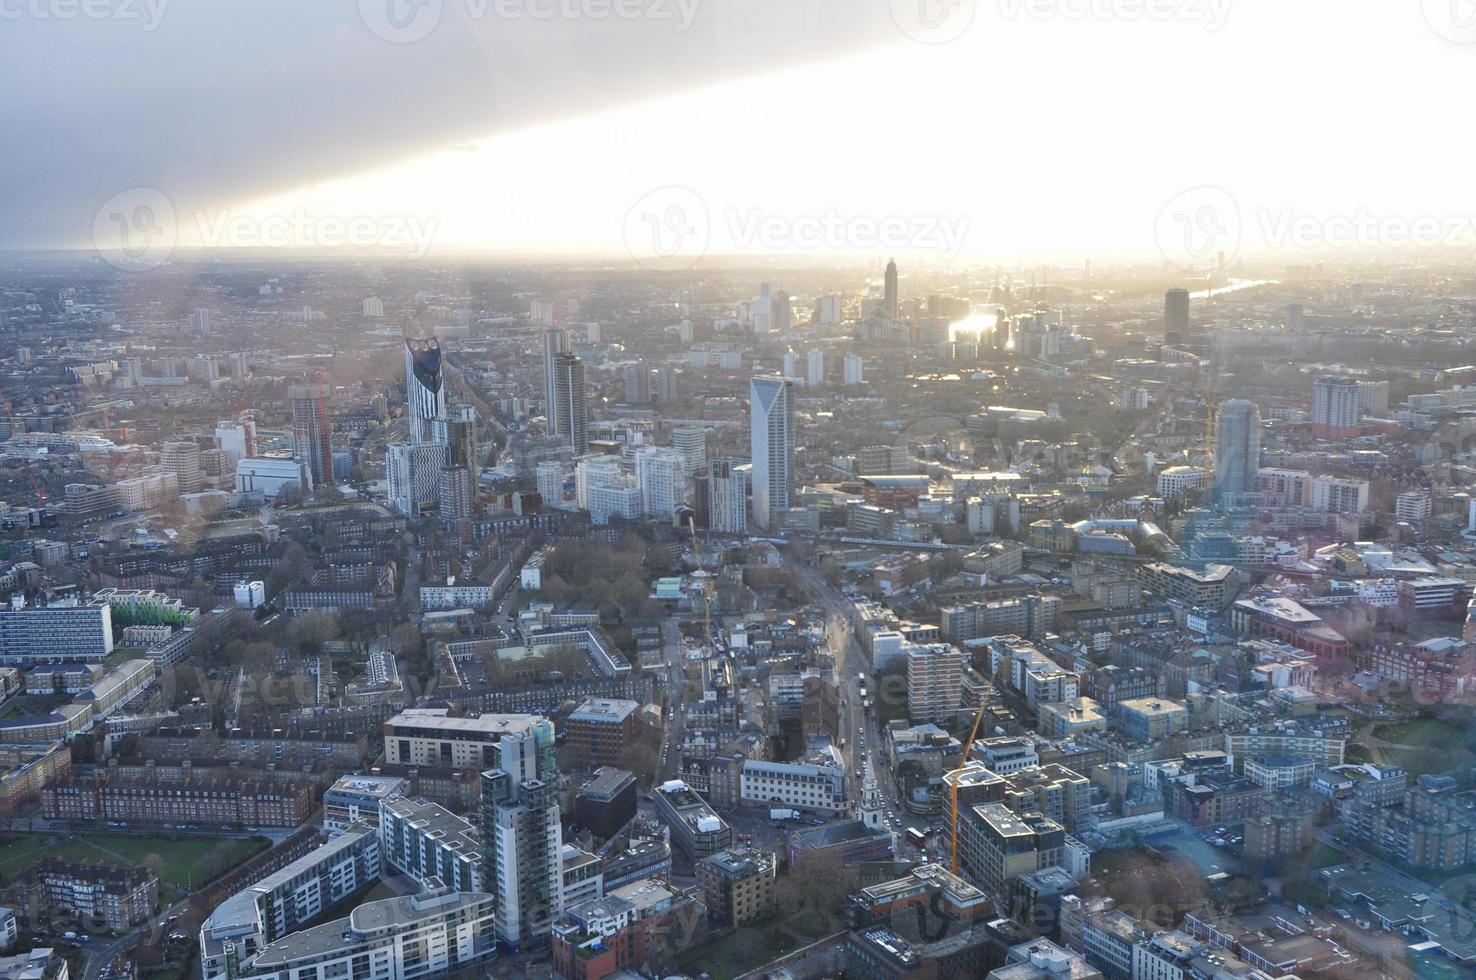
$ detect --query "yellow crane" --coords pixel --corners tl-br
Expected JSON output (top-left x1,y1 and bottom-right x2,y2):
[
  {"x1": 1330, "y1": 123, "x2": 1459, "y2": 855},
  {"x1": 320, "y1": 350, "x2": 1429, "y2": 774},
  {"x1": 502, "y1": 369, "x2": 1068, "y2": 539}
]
[{"x1": 949, "y1": 698, "x2": 992, "y2": 874}]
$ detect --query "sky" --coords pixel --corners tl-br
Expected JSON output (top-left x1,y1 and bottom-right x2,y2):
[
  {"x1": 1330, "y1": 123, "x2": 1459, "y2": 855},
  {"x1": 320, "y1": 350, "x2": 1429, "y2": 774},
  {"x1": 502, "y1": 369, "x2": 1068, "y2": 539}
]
[{"x1": 5, "y1": 0, "x2": 1476, "y2": 266}]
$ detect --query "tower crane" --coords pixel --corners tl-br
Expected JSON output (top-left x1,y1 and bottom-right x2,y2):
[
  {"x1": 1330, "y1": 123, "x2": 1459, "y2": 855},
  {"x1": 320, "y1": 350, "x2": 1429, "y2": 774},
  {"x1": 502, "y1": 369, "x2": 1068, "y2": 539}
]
[{"x1": 950, "y1": 699, "x2": 993, "y2": 875}]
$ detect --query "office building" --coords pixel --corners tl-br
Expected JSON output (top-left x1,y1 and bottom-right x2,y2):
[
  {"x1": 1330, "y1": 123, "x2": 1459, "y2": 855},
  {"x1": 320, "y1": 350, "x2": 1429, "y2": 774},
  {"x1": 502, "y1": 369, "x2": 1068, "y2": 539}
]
[
  {"x1": 884, "y1": 258, "x2": 899, "y2": 319},
  {"x1": 479, "y1": 715, "x2": 563, "y2": 947},
  {"x1": 750, "y1": 376, "x2": 793, "y2": 529},
  {"x1": 1312, "y1": 375, "x2": 1361, "y2": 437},
  {"x1": 1164, "y1": 288, "x2": 1190, "y2": 346},
  {"x1": 565, "y1": 698, "x2": 640, "y2": 770},
  {"x1": 574, "y1": 768, "x2": 638, "y2": 840},
  {"x1": 404, "y1": 336, "x2": 448, "y2": 445},
  {"x1": 697, "y1": 848, "x2": 776, "y2": 928},
  {"x1": 956, "y1": 804, "x2": 1066, "y2": 906},
  {"x1": 634, "y1": 446, "x2": 686, "y2": 521},
  {"x1": 652, "y1": 780, "x2": 731, "y2": 861},
  {"x1": 289, "y1": 384, "x2": 333, "y2": 488},
  {"x1": 552, "y1": 353, "x2": 589, "y2": 455},
  {"x1": 551, "y1": 879, "x2": 696, "y2": 980},
  {"x1": 991, "y1": 938, "x2": 1103, "y2": 980},
  {"x1": 1211, "y1": 399, "x2": 1259, "y2": 506},
  {"x1": 736, "y1": 756, "x2": 848, "y2": 815},
  {"x1": 235, "y1": 455, "x2": 309, "y2": 500}
]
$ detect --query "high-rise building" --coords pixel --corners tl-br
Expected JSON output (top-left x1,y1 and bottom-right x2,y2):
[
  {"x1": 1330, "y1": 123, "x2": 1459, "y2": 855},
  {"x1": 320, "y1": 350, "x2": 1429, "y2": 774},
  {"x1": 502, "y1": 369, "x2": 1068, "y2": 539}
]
[
  {"x1": 289, "y1": 384, "x2": 333, "y2": 489},
  {"x1": 634, "y1": 447, "x2": 686, "y2": 521},
  {"x1": 907, "y1": 642, "x2": 963, "y2": 724},
  {"x1": 387, "y1": 442, "x2": 448, "y2": 516},
  {"x1": 1212, "y1": 399, "x2": 1260, "y2": 507},
  {"x1": 844, "y1": 353, "x2": 864, "y2": 385},
  {"x1": 215, "y1": 420, "x2": 257, "y2": 462},
  {"x1": 1313, "y1": 375, "x2": 1362, "y2": 437},
  {"x1": 672, "y1": 426, "x2": 707, "y2": 476},
  {"x1": 404, "y1": 337, "x2": 448, "y2": 445},
  {"x1": 1311, "y1": 476, "x2": 1370, "y2": 514},
  {"x1": 1164, "y1": 288, "x2": 1190, "y2": 346},
  {"x1": 443, "y1": 407, "x2": 479, "y2": 517},
  {"x1": 820, "y1": 294, "x2": 843, "y2": 326},
  {"x1": 536, "y1": 460, "x2": 568, "y2": 510},
  {"x1": 159, "y1": 441, "x2": 203, "y2": 494},
  {"x1": 479, "y1": 716, "x2": 563, "y2": 947},
  {"x1": 542, "y1": 328, "x2": 569, "y2": 430},
  {"x1": 806, "y1": 349, "x2": 825, "y2": 387},
  {"x1": 552, "y1": 353, "x2": 589, "y2": 455},
  {"x1": 654, "y1": 363, "x2": 679, "y2": 404},
  {"x1": 750, "y1": 376, "x2": 793, "y2": 529},
  {"x1": 575, "y1": 456, "x2": 624, "y2": 511},
  {"x1": 707, "y1": 460, "x2": 748, "y2": 534},
  {"x1": 624, "y1": 361, "x2": 651, "y2": 404},
  {"x1": 884, "y1": 258, "x2": 899, "y2": 320},
  {"x1": 437, "y1": 465, "x2": 473, "y2": 520}
]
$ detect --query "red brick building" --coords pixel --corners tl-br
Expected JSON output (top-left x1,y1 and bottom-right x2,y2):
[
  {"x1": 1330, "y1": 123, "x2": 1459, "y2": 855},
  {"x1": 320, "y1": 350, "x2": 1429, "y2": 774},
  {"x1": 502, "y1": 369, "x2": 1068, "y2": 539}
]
[{"x1": 43, "y1": 772, "x2": 313, "y2": 827}]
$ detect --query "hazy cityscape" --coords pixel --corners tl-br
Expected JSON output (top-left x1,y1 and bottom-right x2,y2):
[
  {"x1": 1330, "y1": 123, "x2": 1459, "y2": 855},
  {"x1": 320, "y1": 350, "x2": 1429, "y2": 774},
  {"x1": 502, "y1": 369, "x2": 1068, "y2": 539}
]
[{"x1": 6, "y1": 3, "x2": 1476, "y2": 980}]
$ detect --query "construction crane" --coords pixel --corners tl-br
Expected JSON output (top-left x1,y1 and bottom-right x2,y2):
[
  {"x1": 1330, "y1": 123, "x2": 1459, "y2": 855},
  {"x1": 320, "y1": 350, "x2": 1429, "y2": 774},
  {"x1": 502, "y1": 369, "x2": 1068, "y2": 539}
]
[
  {"x1": 685, "y1": 513, "x2": 716, "y2": 652},
  {"x1": 950, "y1": 698, "x2": 993, "y2": 875}
]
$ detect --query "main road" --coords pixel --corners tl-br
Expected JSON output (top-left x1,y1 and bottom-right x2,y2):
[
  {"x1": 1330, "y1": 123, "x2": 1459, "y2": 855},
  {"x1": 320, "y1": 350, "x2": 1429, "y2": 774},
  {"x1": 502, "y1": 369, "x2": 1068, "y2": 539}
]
[{"x1": 785, "y1": 553, "x2": 935, "y2": 846}]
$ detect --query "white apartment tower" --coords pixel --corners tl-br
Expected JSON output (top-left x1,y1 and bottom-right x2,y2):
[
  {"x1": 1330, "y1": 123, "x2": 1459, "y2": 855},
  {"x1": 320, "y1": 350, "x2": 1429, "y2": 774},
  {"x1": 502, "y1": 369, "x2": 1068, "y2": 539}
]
[{"x1": 635, "y1": 446, "x2": 687, "y2": 521}]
